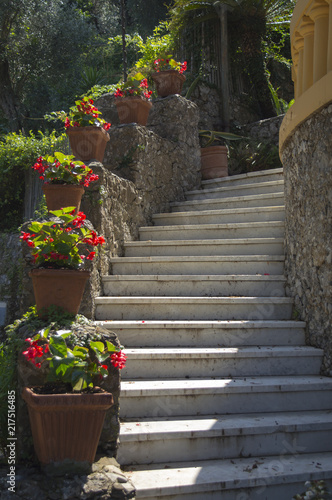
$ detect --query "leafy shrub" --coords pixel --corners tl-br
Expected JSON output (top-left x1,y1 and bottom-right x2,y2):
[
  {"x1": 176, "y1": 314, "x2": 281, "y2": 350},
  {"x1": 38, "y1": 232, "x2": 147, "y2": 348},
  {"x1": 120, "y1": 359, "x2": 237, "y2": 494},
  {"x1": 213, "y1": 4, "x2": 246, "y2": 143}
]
[
  {"x1": 228, "y1": 138, "x2": 282, "y2": 176},
  {"x1": 0, "y1": 131, "x2": 67, "y2": 231}
]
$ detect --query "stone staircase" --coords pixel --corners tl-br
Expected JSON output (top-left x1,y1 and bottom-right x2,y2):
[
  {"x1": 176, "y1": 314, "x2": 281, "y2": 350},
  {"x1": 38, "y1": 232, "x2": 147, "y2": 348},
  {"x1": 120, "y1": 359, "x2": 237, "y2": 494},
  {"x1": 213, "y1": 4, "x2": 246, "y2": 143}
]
[{"x1": 95, "y1": 167, "x2": 332, "y2": 500}]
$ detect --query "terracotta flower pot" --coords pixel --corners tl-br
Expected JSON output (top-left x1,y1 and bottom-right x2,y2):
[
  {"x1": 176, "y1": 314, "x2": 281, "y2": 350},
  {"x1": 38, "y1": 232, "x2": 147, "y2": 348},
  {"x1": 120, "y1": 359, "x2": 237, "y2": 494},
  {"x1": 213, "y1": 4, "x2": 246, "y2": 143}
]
[
  {"x1": 151, "y1": 70, "x2": 186, "y2": 97},
  {"x1": 22, "y1": 387, "x2": 113, "y2": 464},
  {"x1": 115, "y1": 97, "x2": 152, "y2": 126},
  {"x1": 29, "y1": 268, "x2": 90, "y2": 317},
  {"x1": 66, "y1": 126, "x2": 110, "y2": 163},
  {"x1": 42, "y1": 184, "x2": 85, "y2": 214},
  {"x1": 201, "y1": 146, "x2": 229, "y2": 180}
]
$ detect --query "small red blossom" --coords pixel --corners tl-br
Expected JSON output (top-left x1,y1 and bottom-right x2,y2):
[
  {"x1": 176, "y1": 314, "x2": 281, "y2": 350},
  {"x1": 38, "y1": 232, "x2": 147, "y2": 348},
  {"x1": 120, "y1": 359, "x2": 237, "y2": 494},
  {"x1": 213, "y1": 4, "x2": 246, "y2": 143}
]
[{"x1": 110, "y1": 351, "x2": 127, "y2": 369}]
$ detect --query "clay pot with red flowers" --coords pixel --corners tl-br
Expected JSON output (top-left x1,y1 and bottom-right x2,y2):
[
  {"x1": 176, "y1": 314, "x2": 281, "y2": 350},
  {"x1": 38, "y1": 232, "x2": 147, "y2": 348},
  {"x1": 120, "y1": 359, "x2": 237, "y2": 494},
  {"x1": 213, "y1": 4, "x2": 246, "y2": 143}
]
[
  {"x1": 53, "y1": 96, "x2": 111, "y2": 163},
  {"x1": 114, "y1": 73, "x2": 153, "y2": 126},
  {"x1": 151, "y1": 56, "x2": 187, "y2": 97},
  {"x1": 21, "y1": 327, "x2": 127, "y2": 465},
  {"x1": 20, "y1": 207, "x2": 105, "y2": 317},
  {"x1": 32, "y1": 152, "x2": 100, "y2": 214}
]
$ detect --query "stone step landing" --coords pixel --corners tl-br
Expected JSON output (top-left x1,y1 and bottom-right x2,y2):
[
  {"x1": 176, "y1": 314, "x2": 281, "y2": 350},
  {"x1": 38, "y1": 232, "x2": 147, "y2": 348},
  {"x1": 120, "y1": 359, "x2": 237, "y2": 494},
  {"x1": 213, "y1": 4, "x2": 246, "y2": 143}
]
[
  {"x1": 118, "y1": 410, "x2": 332, "y2": 465},
  {"x1": 123, "y1": 452, "x2": 332, "y2": 500}
]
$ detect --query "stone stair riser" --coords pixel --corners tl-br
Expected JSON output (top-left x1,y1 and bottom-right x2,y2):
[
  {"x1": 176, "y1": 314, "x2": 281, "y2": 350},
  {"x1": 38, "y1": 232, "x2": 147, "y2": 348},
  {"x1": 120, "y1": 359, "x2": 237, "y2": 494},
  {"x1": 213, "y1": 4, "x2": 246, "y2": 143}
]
[
  {"x1": 110, "y1": 259, "x2": 285, "y2": 276},
  {"x1": 134, "y1": 480, "x2": 332, "y2": 500},
  {"x1": 101, "y1": 323, "x2": 306, "y2": 347},
  {"x1": 185, "y1": 181, "x2": 284, "y2": 200},
  {"x1": 171, "y1": 194, "x2": 284, "y2": 211},
  {"x1": 201, "y1": 168, "x2": 283, "y2": 188},
  {"x1": 139, "y1": 223, "x2": 284, "y2": 241},
  {"x1": 184, "y1": 191, "x2": 285, "y2": 206},
  {"x1": 152, "y1": 208, "x2": 285, "y2": 226},
  {"x1": 103, "y1": 277, "x2": 286, "y2": 297},
  {"x1": 118, "y1": 428, "x2": 331, "y2": 466},
  {"x1": 119, "y1": 390, "x2": 332, "y2": 419},
  {"x1": 95, "y1": 299, "x2": 293, "y2": 321},
  {"x1": 121, "y1": 355, "x2": 322, "y2": 379},
  {"x1": 124, "y1": 239, "x2": 284, "y2": 257}
]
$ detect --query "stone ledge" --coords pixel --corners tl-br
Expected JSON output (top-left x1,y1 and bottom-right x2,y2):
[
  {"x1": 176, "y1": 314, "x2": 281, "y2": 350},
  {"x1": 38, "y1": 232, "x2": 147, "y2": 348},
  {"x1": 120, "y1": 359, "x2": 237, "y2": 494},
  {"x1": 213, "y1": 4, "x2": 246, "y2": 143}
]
[{"x1": 0, "y1": 456, "x2": 136, "y2": 499}]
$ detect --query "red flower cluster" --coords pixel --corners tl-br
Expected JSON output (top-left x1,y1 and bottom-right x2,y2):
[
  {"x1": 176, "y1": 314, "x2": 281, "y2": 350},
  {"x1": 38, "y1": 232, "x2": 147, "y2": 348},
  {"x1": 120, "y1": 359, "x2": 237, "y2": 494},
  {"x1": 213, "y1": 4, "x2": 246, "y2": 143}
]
[
  {"x1": 110, "y1": 351, "x2": 127, "y2": 369},
  {"x1": 153, "y1": 58, "x2": 187, "y2": 74},
  {"x1": 71, "y1": 211, "x2": 86, "y2": 227},
  {"x1": 64, "y1": 99, "x2": 111, "y2": 131},
  {"x1": 82, "y1": 230, "x2": 105, "y2": 247},
  {"x1": 32, "y1": 155, "x2": 99, "y2": 187},
  {"x1": 20, "y1": 232, "x2": 35, "y2": 247},
  {"x1": 20, "y1": 208, "x2": 106, "y2": 268},
  {"x1": 114, "y1": 77, "x2": 152, "y2": 100},
  {"x1": 22, "y1": 338, "x2": 49, "y2": 368},
  {"x1": 179, "y1": 61, "x2": 187, "y2": 74}
]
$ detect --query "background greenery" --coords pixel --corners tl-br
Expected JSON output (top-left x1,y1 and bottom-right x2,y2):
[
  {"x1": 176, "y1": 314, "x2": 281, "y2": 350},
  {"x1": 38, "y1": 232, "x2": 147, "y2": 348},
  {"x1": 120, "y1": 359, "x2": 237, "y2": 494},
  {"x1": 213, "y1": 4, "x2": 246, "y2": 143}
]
[{"x1": 0, "y1": 0, "x2": 294, "y2": 232}]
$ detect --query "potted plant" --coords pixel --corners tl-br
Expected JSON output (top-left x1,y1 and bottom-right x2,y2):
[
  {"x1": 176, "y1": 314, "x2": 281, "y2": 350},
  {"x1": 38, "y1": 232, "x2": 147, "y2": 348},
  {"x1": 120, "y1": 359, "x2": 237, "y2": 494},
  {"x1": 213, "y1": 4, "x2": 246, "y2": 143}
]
[
  {"x1": 55, "y1": 96, "x2": 111, "y2": 162},
  {"x1": 114, "y1": 73, "x2": 153, "y2": 126},
  {"x1": 21, "y1": 326, "x2": 127, "y2": 464},
  {"x1": 32, "y1": 152, "x2": 99, "y2": 213},
  {"x1": 151, "y1": 55, "x2": 187, "y2": 97},
  {"x1": 199, "y1": 130, "x2": 243, "y2": 180},
  {"x1": 20, "y1": 207, "x2": 105, "y2": 317}
]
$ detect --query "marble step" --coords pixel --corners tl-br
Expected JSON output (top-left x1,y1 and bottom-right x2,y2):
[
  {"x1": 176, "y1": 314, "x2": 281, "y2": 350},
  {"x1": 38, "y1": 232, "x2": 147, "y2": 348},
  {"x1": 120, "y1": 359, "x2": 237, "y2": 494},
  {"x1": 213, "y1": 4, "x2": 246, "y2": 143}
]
[
  {"x1": 119, "y1": 376, "x2": 332, "y2": 418},
  {"x1": 109, "y1": 255, "x2": 285, "y2": 276},
  {"x1": 123, "y1": 237, "x2": 284, "y2": 257},
  {"x1": 97, "y1": 320, "x2": 306, "y2": 347},
  {"x1": 139, "y1": 221, "x2": 284, "y2": 241},
  {"x1": 121, "y1": 346, "x2": 323, "y2": 379},
  {"x1": 95, "y1": 296, "x2": 293, "y2": 321},
  {"x1": 170, "y1": 192, "x2": 284, "y2": 212},
  {"x1": 102, "y1": 275, "x2": 286, "y2": 297},
  {"x1": 201, "y1": 167, "x2": 284, "y2": 189},
  {"x1": 152, "y1": 206, "x2": 285, "y2": 226},
  {"x1": 185, "y1": 179, "x2": 284, "y2": 201},
  {"x1": 123, "y1": 452, "x2": 332, "y2": 500},
  {"x1": 118, "y1": 410, "x2": 332, "y2": 465}
]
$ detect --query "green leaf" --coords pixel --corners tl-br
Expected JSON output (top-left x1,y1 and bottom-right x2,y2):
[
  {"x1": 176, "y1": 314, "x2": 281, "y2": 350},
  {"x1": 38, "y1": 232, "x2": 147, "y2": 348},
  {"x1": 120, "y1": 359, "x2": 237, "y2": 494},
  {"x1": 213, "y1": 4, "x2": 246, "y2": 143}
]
[
  {"x1": 90, "y1": 341, "x2": 105, "y2": 353},
  {"x1": 106, "y1": 341, "x2": 117, "y2": 352},
  {"x1": 29, "y1": 222, "x2": 43, "y2": 232},
  {"x1": 49, "y1": 335, "x2": 70, "y2": 358}
]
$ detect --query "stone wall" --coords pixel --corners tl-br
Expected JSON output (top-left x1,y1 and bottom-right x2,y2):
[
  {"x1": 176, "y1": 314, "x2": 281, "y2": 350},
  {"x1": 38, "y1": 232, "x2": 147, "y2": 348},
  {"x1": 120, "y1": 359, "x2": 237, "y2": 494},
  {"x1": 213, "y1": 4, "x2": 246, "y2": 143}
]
[
  {"x1": 0, "y1": 234, "x2": 21, "y2": 330},
  {"x1": 240, "y1": 115, "x2": 284, "y2": 147},
  {"x1": 281, "y1": 103, "x2": 332, "y2": 376},
  {"x1": 18, "y1": 95, "x2": 201, "y2": 319}
]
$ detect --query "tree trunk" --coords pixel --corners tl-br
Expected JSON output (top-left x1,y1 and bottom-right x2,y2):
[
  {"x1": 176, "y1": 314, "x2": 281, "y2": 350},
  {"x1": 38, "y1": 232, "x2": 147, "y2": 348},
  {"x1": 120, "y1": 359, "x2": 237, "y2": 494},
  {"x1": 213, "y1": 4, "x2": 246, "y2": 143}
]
[
  {"x1": 0, "y1": 58, "x2": 23, "y2": 132},
  {"x1": 216, "y1": 5, "x2": 230, "y2": 131},
  {"x1": 120, "y1": 0, "x2": 128, "y2": 82}
]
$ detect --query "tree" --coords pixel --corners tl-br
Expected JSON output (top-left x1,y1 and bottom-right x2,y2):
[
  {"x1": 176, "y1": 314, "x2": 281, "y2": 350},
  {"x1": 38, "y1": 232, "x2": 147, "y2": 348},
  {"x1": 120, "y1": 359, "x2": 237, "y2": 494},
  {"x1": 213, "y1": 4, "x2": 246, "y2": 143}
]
[
  {"x1": 0, "y1": 0, "x2": 117, "y2": 132},
  {"x1": 170, "y1": 0, "x2": 294, "y2": 121}
]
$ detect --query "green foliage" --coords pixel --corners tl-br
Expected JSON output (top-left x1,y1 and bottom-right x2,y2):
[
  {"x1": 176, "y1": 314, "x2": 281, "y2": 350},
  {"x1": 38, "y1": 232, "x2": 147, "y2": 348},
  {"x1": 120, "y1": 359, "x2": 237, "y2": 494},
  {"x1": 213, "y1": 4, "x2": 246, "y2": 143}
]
[
  {"x1": 0, "y1": 131, "x2": 67, "y2": 231},
  {"x1": 22, "y1": 207, "x2": 105, "y2": 269},
  {"x1": 85, "y1": 84, "x2": 119, "y2": 101},
  {"x1": 293, "y1": 480, "x2": 331, "y2": 499},
  {"x1": 199, "y1": 130, "x2": 244, "y2": 147},
  {"x1": 27, "y1": 327, "x2": 118, "y2": 391},
  {"x1": 228, "y1": 138, "x2": 282, "y2": 175},
  {"x1": 0, "y1": 306, "x2": 92, "y2": 456},
  {"x1": 135, "y1": 22, "x2": 175, "y2": 74}
]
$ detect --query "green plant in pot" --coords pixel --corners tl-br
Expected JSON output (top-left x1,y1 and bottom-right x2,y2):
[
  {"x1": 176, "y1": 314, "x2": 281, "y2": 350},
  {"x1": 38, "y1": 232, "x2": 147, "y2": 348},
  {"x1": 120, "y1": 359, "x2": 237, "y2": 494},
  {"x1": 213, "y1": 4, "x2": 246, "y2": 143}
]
[
  {"x1": 20, "y1": 207, "x2": 105, "y2": 317},
  {"x1": 151, "y1": 54, "x2": 187, "y2": 97},
  {"x1": 32, "y1": 151, "x2": 99, "y2": 213},
  {"x1": 114, "y1": 73, "x2": 153, "y2": 126},
  {"x1": 21, "y1": 326, "x2": 127, "y2": 464},
  {"x1": 52, "y1": 96, "x2": 111, "y2": 163},
  {"x1": 199, "y1": 130, "x2": 243, "y2": 180}
]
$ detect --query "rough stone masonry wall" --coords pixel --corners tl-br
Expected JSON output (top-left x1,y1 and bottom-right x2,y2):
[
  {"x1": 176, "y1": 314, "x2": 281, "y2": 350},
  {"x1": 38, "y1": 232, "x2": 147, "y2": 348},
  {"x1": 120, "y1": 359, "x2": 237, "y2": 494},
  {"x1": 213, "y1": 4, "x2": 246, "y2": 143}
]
[
  {"x1": 18, "y1": 95, "x2": 201, "y2": 320},
  {"x1": 281, "y1": 103, "x2": 332, "y2": 376}
]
